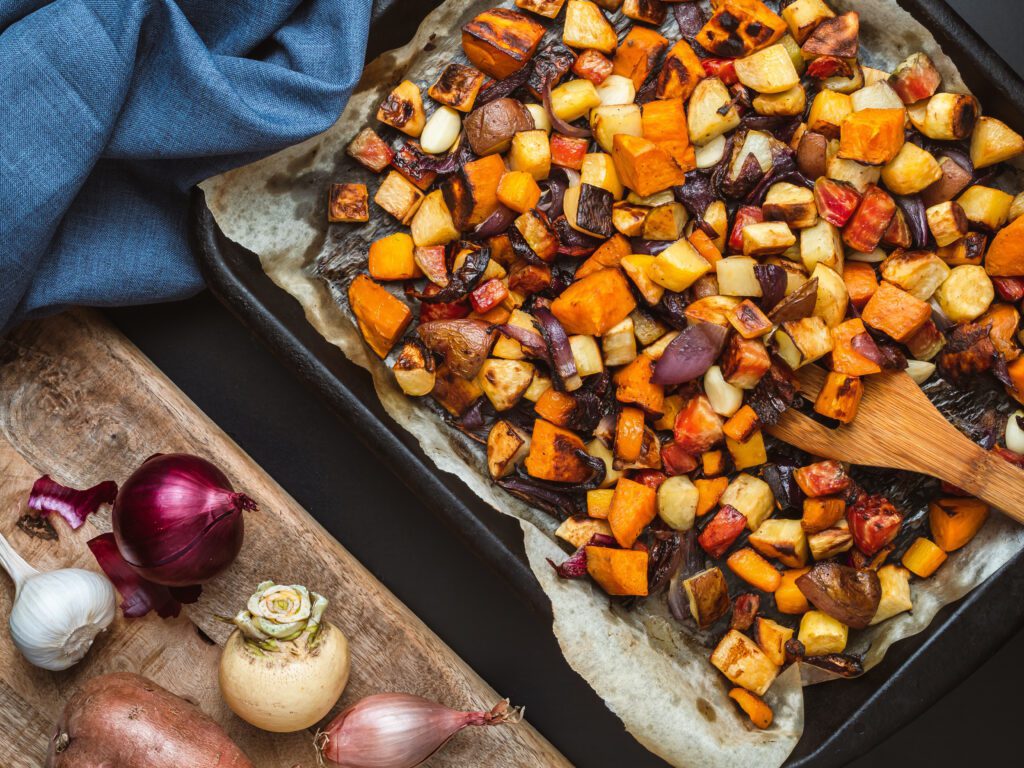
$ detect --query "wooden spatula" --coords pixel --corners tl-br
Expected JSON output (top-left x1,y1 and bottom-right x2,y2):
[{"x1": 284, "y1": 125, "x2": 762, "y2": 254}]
[{"x1": 766, "y1": 365, "x2": 1024, "y2": 525}]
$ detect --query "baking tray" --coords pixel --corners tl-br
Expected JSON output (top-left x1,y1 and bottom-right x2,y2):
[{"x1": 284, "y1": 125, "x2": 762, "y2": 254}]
[{"x1": 190, "y1": 1, "x2": 1024, "y2": 765}]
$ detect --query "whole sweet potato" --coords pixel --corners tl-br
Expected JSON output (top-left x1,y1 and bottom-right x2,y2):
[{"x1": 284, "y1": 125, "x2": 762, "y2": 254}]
[{"x1": 46, "y1": 672, "x2": 252, "y2": 768}]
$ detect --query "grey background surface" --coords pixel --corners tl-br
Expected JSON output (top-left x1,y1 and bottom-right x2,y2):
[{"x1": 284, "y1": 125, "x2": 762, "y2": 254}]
[{"x1": 108, "y1": 2, "x2": 1023, "y2": 766}]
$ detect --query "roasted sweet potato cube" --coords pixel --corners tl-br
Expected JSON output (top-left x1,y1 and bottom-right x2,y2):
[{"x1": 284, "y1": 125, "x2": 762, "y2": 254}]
[
  {"x1": 369, "y1": 233, "x2": 420, "y2": 281},
  {"x1": 723, "y1": 405, "x2": 761, "y2": 443},
  {"x1": 614, "y1": 354, "x2": 665, "y2": 416},
  {"x1": 429, "y1": 63, "x2": 486, "y2": 112},
  {"x1": 525, "y1": 419, "x2": 591, "y2": 482},
  {"x1": 374, "y1": 171, "x2": 424, "y2": 225},
  {"x1": 575, "y1": 234, "x2": 631, "y2": 279},
  {"x1": 801, "y1": 11, "x2": 859, "y2": 58},
  {"x1": 611, "y1": 134, "x2": 686, "y2": 198},
  {"x1": 802, "y1": 496, "x2": 847, "y2": 534},
  {"x1": 443, "y1": 153, "x2": 507, "y2": 230},
  {"x1": 612, "y1": 26, "x2": 669, "y2": 90},
  {"x1": 431, "y1": 363, "x2": 484, "y2": 416},
  {"x1": 572, "y1": 48, "x2": 614, "y2": 85},
  {"x1": 462, "y1": 8, "x2": 546, "y2": 79},
  {"x1": 696, "y1": 476, "x2": 730, "y2": 517},
  {"x1": 348, "y1": 275, "x2": 412, "y2": 358},
  {"x1": 839, "y1": 108, "x2": 906, "y2": 166},
  {"x1": 551, "y1": 268, "x2": 637, "y2": 335},
  {"x1": 697, "y1": 1, "x2": 787, "y2": 59},
  {"x1": 497, "y1": 171, "x2": 542, "y2": 214},
  {"x1": 698, "y1": 504, "x2": 747, "y2": 559},
  {"x1": 586, "y1": 546, "x2": 649, "y2": 596},
  {"x1": 702, "y1": 450, "x2": 727, "y2": 477},
  {"x1": 729, "y1": 299, "x2": 773, "y2": 339},
  {"x1": 586, "y1": 489, "x2": 614, "y2": 519},
  {"x1": 655, "y1": 39, "x2": 705, "y2": 101},
  {"x1": 641, "y1": 99, "x2": 689, "y2": 145},
  {"x1": 534, "y1": 389, "x2": 577, "y2": 427},
  {"x1": 727, "y1": 432, "x2": 768, "y2": 471},
  {"x1": 346, "y1": 127, "x2": 394, "y2": 172},
  {"x1": 608, "y1": 477, "x2": 658, "y2": 548},
  {"x1": 614, "y1": 406, "x2": 645, "y2": 463},
  {"x1": 861, "y1": 280, "x2": 931, "y2": 342},
  {"x1": 843, "y1": 184, "x2": 896, "y2": 253},
  {"x1": 814, "y1": 372, "x2": 863, "y2": 424},
  {"x1": 328, "y1": 183, "x2": 369, "y2": 223},
  {"x1": 830, "y1": 318, "x2": 882, "y2": 376},
  {"x1": 674, "y1": 394, "x2": 724, "y2": 454},
  {"x1": 515, "y1": 0, "x2": 567, "y2": 19},
  {"x1": 775, "y1": 567, "x2": 811, "y2": 614},
  {"x1": 928, "y1": 497, "x2": 989, "y2": 552},
  {"x1": 842, "y1": 262, "x2": 878, "y2": 309},
  {"x1": 721, "y1": 335, "x2": 771, "y2": 389},
  {"x1": 623, "y1": 0, "x2": 666, "y2": 24},
  {"x1": 683, "y1": 567, "x2": 731, "y2": 628},
  {"x1": 795, "y1": 460, "x2": 850, "y2": 498},
  {"x1": 985, "y1": 214, "x2": 1024, "y2": 277},
  {"x1": 377, "y1": 80, "x2": 426, "y2": 137}
]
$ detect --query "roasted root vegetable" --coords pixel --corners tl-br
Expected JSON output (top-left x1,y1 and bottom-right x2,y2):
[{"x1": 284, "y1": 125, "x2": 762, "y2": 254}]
[
  {"x1": 462, "y1": 8, "x2": 546, "y2": 79},
  {"x1": 798, "y1": 610, "x2": 848, "y2": 655},
  {"x1": 464, "y1": 98, "x2": 535, "y2": 156},
  {"x1": 551, "y1": 268, "x2": 637, "y2": 335},
  {"x1": 586, "y1": 546, "x2": 649, "y2": 596},
  {"x1": 861, "y1": 280, "x2": 931, "y2": 342},
  {"x1": 683, "y1": 567, "x2": 731, "y2": 628},
  {"x1": 563, "y1": 0, "x2": 618, "y2": 54},
  {"x1": 347, "y1": 127, "x2": 394, "y2": 173},
  {"x1": 901, "y1": 537, "x2": 947, "y2": 577},
  {"x1": 697, "y1": 1, "x2": 787, "y2": 59},
  {"x1": 729, "y1": 688, "x2": 773, "y2": 729},
  {"x1": 796, "y1": 562, "x2": 880, "y2": 628},
  {"x1": 928, "y1": 497, "x2": 989, "y2": 552},
  {"x1": 750, "y1": 518, "x2": 808, "y2": 568},
  {"x1": 328, "y1": 183, "x2": 369, "y2": 223},
  {"x1": 814, "y1": 372, "x2": 863, "y2": 424},
  {"x1": 349, "y1": 275, "x2": 412, "y2": 358},
  {"x1": 525, "y1": 419, "x2": 592, "y2": 482},
  {"x1": 393, "y1": 341, "x2": 436, "y2": 397},
  {"x1": 614, "y1": 27, "x2": 670, "y2": 91},
  {"x1": 727, "y1": 548, "x2": 782, "y2": 592},
  {"x1": 487, "y1": 420, "x2": 531, "y2": 478},
  {"x1": 870, "y1": 564, "x2": 913, "y2": 624},
  {"x1": 48, "y1": 673, "x2": 252, "y2": 768},
  {"x1": 710, "y1": 629, "x2": 779, "y2": 696}
]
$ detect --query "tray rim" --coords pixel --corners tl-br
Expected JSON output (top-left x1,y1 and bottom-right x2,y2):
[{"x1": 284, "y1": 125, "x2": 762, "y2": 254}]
[{"x1": 189, "y1": 2, "x2": 1024, "y2": 766}]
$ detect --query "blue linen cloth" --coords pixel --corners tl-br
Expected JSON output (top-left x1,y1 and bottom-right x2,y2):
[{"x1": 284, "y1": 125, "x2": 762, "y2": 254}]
[{"x1": 0, "y1": 0, "x2": 371, "y2": 329}]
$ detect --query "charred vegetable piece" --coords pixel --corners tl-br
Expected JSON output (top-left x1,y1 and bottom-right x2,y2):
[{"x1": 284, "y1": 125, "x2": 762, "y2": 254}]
[
  {"x1": 429, "y1": 63, "x2": 486, "y2": 112},
  {"x1": 516, "y1": 0, "x2": 567, "y2": 20},
  {"x1": 528, "y1": 42, "x2": 578, "y2": 99},
  {"x1": 889, "y1": 52, "x2": 941, "y2": 104},
  {"x1": 848, "y1": 493, "x2": 902, "y2": 556},
  {"x1": 655, "y1": 39, "x2": 704, "y2": 100},
  {"x1": 348, "y1": 275, "x2": 412, "y2": 358},
  {"x1": 796, "y1": 562, "x2": 881, "y2": 629},
  {"x1": 710, "y1": 629, "x2": 779, "y2": 696},
  {"x1": 487, "y1": 420, "x2": 532, "y2": 478},
  {"x1": 418, "y1": 319, "x2": 496, "y2": 379},
  {"x1": 683, "y1": 566, "x2": 731, "y2": 629},
  {"x1": 574, "y1": 184, "x2": 614, "y2": 237},
  {"x1": 347, "y1": 127, "x2": 394, "y2": 173},
  {"x1": 749, "y1": 518, "x2": 808, "y2": 568},
  {"x1": 328, "y1": 183, "x2": 369, "y2": 223},
  {"x1": 377, "y1": 80, "x2": 426, "y2": 137},
  {"x1": 462, "y1": 8, "x2": 546, "y2": 79},
  {"x1": 696, "y1": 1, "x2": 787, "y2": 59},
  {"x1": 794, "y1": 461, "x2": 850, "y2": 498},
  {"x1": 698, "y1": 504, "x2": 747, "y2": 559},
  {"x1": 928, "y1": 497, "x2": 989, "y2": 552},
  {"x1": 801, "y1": 11, "x2": 858, "y2": 58},
  {"x1": 525, "y1": 419, "x2": 592, "y2": 482}
]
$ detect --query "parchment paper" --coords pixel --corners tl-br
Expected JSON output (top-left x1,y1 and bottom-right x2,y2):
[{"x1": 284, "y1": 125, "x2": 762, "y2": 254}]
[{"x1": 200, "y1": 2, "x2": 1024, "y2": 765}]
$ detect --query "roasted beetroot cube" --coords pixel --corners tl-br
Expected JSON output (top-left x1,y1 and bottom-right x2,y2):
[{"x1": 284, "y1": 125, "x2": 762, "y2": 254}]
[
  {"x1": 550, "y1": 134, "x2": 589, "y2": 170},
  {"x1": 843, "y1": 185, "x2": 896, "y2": 253},
  {"x1": 814, "y1": 177, "x2": 862, "y2": 227},
  {"x1": 413, "y1": 245, "x2": 449, "y2": 287},
  {"x1": 698, "y1": 504, "x2": 747, "y2": 558},
  {"x1": 347, "y1": 127, "x2": 395, "y2": 173},
  {"x1": 702, "y1": 58, "x2": 738, "y2": 85},
  {"x1": 417, "y1": 283, "x2": 471, "y2": 322},
  {"x1": 889, "y1": 52, "x2": 942, "y2": 105},
  {"x1": 993, "y1": 277, "x2": 1024, "y2": 302},
  {"x1": 794, "y1": 460, "x2": 851, "y2": 498},
  {"x1": 729, "y1": 592, "x2": 760, "y2": 631},
  {"x1": 631, "y1": 469, "x2": 668, "y2": 490},
  {"x1": 661, "y1": 442, "x2": 699, "y2": 476},
  {"x1": 469, "y1": 278, "x2": 509, "y2": 314},
  {"x1": 728, "y1": 206, "x2": 765, "y2": 253},
  {"x1": 673, "y1": 395, "x2": 725, "y2": 455},
  {"x1": 807, "y1": 55, "x2": 853, "y2": 80},
  {"x1": 847, "y1": 493, "x2": 902, "y2": 555},
  {"x1": 572, "y1": 48, "x2": 614, "y2": 85}
]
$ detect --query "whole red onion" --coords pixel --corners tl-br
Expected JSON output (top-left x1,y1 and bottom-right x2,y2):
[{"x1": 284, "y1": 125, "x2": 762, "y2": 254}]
[
  {"x1": 112, "y1": 454, "x2": 255, "y2": 587},
  {"x1": 319, "y1": 693, "x2": 522, "y2": 768}
]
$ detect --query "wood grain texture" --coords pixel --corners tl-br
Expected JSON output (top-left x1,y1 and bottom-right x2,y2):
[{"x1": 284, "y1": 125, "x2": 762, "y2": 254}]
[
  {"x1": 767, "y1": 365, "x2": 1024, "y2": 524},
  {"x1": 0, "y1": 310, "x2": 569, "y2": 768}
]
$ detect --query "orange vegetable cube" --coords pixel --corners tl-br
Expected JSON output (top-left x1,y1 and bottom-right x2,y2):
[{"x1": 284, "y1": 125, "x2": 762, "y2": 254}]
[
  {"x1": 611, "y1": 134, "x2": 687, "y2": 198},
  {"x1": 368, "y1": 233, "x2": 421, "y2": 281},
  {"x1": 814, "y1": 372, "x2": 864, "y2": 424},
  {"x1": 614, "y1": 354, "x2": 665, "y2": 416},
  {"x1": 723, "y1": 405, "x2": 761, "y2": 443},
  {"x1": 525, "y1": 419, "x2": 591, "y2": 483},
  {"x1": 928, "y1": 497, "x2": 989, "y2": 552},
  {"x1": 612, "y1": 27, "x2": 669, "y2": 89},
  {"x1": 726, "y1": 431, "x2": 767, "y2": 471},
  {"x1": 444, "y1": 153, "x2": 507, "y2": 230},
  {"x1": 587, "y1": 488, "x2": 615, "y2": 519},
  {"x1": 576, "y1": 234, "x2": 631, "y2": 279},
  {"x1": 861, "y1": 280, "x2": 932, "y2": 342},
  {"x1": 728, "y1": 688, "x2": 774, "y2": 729},
  {"x1": 534, "y1": 389, "x2": 577, "y2": 427},
  {"x1": 696, "y1": 477, "x2": 730, "y2": 517},
  {"x1": 702, "y1": 450, "x2": 727, "y2": 477},
  {"x1": 608, "y1": 478, "x2": 658, "y2": 548},
  {"x1": 572, "y1": 48, "x2": 614, "y2": 85},
  {"x1": 727, "y1": 548, "x2": 782, "y2": 592},
  {"x1": 348, "y1": 275, "x2": 413, "y2": 358},
  {"x1": 839, "y1": 108, "x2": 906, "y2": 165},
  {"x1": 775, "y1": 567, "x2": 811, "y2": 614},
  {"x1": 901, "y1": 537, "x2": 948, "y2": 577},
  {"x1": 831, "y1": 318, "x2": 882, "y2": 376},
  {"x1": 328, "y1": 183, "x2": 369, "y2": 223},
  {"x1": 615, "y1": 406, "x2": 646, "y2": 463},
  {"x1": 586, "y1": 546, "x2": 649, "y2": 596},
  {"x1": 985, "y1": 214, "x2": 1024, "y2": 277},
  {"x1": 802, "y1": 496, "x2": 847, "y2": 534},
  {"x1": 641, "y1": 99, "x2": 689, "y2": 145},
  {"x1": 551, "y1": 268, "x2": 637, "y2": 335},
  {"x1": 496, "y1": 171, "x2": 542, "y2": 213},
  {"x1": 843, "y1": 262, "x2": 879, "y2": 309},
  {"x1": 550, "y1": 133, "x2": 589, "y2": 170},
  {"x1": 655, "y1": 39, "x2": 705, "y2": 101},
  {"x1": 461, "y1": 8, "x2": 545, "y2": 79}
]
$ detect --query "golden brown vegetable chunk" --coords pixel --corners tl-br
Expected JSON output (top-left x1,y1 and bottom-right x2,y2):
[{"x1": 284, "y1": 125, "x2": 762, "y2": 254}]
[
  {"x1": 525, "y1": 419, "x2": 592, "y2": 482},
  {"x1": 428, "y1": 63, "x2": 486, "y2": 112},
  {"x1": 696, "y1": 1, "x2": 787, "y2": 58},
  {"x1": 462, "y1": 8, "x2": 546, "y2": 79},
  {"x1": 327, "y1": 183, "x2": 369, "y2": 223},
  {"x1": 348, "y1": 275, "x2": 412, "y2": 359},
  {"x1": 376, "y1": 80, "x2": 426, "y2": 137},
  {"x1": 551, "y1": 268, "x2": 637, "y2": 335}
]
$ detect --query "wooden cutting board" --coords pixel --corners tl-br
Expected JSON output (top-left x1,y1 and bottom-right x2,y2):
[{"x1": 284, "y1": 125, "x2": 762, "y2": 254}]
[{"x1": 0, "y1": 310, "x2": 569, "y2": 768}]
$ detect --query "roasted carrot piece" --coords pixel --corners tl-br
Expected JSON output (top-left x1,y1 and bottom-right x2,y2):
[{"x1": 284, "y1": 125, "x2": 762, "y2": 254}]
[
  {"x1": 696, "y1": 476, "x2": 730, "y2": 516},
  {"x1": 586, "y1": 546, "x2": 649, "y2": 596},
  {"x1": 727, "y1": 548, "x2": 782, "y2": 592},
  {"x1": 575, "y1": 234, "x2": 632, "y2": 278},
  {"x1": 928, "y1": 497, "x2": 989, "y2": 552},
  {"x1": 608, "y1": 477, "x2": 658, "y2": 548},
  {"x1": 688, "y1": 228, "x2": 723, "y2": 264},
  {"x1": 534, "y1": 388, "x2": 577, "y2": 427},
  {"x1": 611, "y1": 134, "x2": 687, "y2": 198},
  {"x1": 551, "y1": 267, "x2": 637, "y2": 335},
  {"x1": 614, "y1": 354, "x2": 665, "y2": 416},
  {"x1": 615, "y1": 406, "x2": 646, "y2": 463},
  {"x1": 830, "y1": 318, "x2": 882, "y2": 376},
  {"x1": 775, "y1": 567, "x2": 811, "y2": 614},
  {"x1": 723, "y1": 405, "x2": 761, "y2": 443},
  {"x1": 525, "y1": 419, "x2": 591, "y2": 482},
  {"x1": 861, "y1": 280, "x2": 931, "y2": 342},
  {"x1": 843, "y1": 262, "x2": 879, "y2": 308},
  {"x1": 348, "y1": 274, "x2": 413, "y2": 358},
  {"x1": 728, "y1": 688, "x2": 773, "y2": 729}
]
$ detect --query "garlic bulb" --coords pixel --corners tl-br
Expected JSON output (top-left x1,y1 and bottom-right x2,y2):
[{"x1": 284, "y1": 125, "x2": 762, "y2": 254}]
[{"x1": 0, "y1": 532, "x2": 116, "y2": 671}]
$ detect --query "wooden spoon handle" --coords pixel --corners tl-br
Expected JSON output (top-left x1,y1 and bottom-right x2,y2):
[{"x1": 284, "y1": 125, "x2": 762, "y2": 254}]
[{"x1": 926, "y1": 437, "x2": 1024, "y2": 526}]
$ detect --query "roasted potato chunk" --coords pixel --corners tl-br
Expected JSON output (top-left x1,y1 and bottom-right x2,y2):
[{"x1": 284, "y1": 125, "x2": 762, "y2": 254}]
[
  {"x1": 327, "y1": 183, "x2": 369, "y2": 223},
  {"x1": 683, "y1": 567, "x2": 731, "y2": 629},
  {"x1": 487, "y1": 420, "x2": 531, "y2": 478},
  {"x1": 697, "y1": 1, "x2": 787, "y2": 59},
  {"x1": 710, "y1": 630, "x2": 779, "y2": 696}
]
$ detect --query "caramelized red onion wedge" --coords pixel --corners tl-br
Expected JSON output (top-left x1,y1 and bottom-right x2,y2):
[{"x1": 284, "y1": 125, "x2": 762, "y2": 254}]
[
  {"x1": 534, "y1": 306, "x2": 582, "y2": 391},
  {"x1": 652, "y1": 323, "x2": 729, "y2": 385},
  {"x1": 893, "y1": 194, "x2": 929, "y2": 249},
  {"x1": 548, "y1": 532, "x2": 618, "y2": 579},
  {"x1": 318, "y1": 693, "x2": 523, "y2": 768},
  {"x1": 542, "y1": 82, "x2": 591, "y2": 139},
  {"x1": 768, "y1": 278, "x2": 818, "y2": 323},
  {"x1": 28, "y1": 475, "x2": 117, "y2": 530},
  {"x1": 754, "y1": 264, "x2": 786, "y2": 312},
  {"x1": 472, "y1": 205, "x2": 516, "y2": 238},
  {"x1": 494, "y1": 322, "x2": 547, "y2": 358}
]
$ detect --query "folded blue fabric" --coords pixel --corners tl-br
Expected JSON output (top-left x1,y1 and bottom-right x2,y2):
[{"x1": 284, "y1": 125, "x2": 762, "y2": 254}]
[{"x1": 0, "y1": 0, "x2": 371, "y2": 329}]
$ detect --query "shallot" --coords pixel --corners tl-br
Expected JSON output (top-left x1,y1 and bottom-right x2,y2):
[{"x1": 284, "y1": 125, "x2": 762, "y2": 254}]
[{"x1": 318, "y1": 693, "x2": 522, "y2": 768}]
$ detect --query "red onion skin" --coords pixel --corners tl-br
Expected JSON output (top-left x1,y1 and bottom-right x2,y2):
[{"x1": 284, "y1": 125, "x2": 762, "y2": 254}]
[
  {"x1": 321, "y1": 694, "x2": 521, "y2": 768},
  {"x1": 112, "y1": 454, "x2": 254, "y2": 587}
]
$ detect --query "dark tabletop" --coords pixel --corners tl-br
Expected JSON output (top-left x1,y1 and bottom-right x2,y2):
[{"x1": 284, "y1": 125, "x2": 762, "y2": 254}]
[{"x1": 107, "y1": 2, "x2": 1023, "y2": 765}]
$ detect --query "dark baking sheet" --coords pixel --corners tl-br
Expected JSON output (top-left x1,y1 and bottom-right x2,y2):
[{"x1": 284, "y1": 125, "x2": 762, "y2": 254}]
[{"x1": 190, "y1": 2, "x2": 1024, "y2": 765}]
